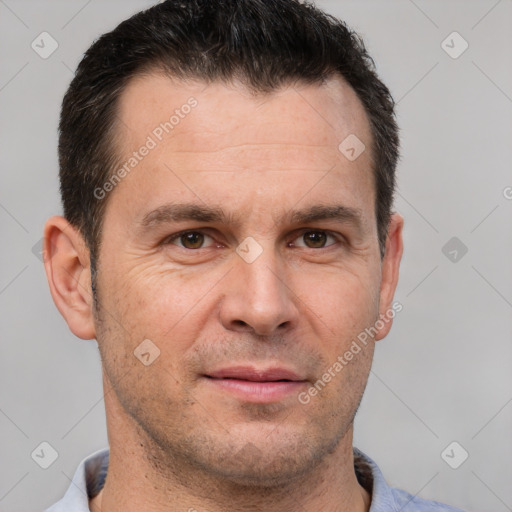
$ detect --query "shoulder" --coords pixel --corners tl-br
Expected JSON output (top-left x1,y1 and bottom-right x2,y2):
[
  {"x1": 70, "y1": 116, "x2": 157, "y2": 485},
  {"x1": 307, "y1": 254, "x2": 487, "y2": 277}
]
[
  {"x1": 44, "y1": 448, "x2": 109, "y2": 512},
  {"x1": 391, "y1": 487, "x2": 466, "y2": 511},
  {"x1": 353, "y1": 448, "x2": 466, "y2": 512}
]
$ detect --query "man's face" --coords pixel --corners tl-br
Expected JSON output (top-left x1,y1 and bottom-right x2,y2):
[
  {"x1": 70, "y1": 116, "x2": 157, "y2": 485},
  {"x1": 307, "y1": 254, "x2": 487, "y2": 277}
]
[{"x1": 92, "y1": 73, "x2": 399, "y2": 484}]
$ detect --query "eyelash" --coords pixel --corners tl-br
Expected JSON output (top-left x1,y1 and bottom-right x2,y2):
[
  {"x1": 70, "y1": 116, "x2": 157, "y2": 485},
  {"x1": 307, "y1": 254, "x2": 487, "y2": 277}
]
[{"x1": 163, "y1": 229, "x2": 344, "y2": 250}]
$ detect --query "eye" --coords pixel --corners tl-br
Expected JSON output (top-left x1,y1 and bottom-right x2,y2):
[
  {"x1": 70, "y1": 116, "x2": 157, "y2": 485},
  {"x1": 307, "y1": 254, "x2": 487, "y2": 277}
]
[
  {"x1": 165, "y1": 231, "x2": 216, "y2": 249},
  {"x1": 291, "y1": 230, "x2": 339, "y2": 249}
]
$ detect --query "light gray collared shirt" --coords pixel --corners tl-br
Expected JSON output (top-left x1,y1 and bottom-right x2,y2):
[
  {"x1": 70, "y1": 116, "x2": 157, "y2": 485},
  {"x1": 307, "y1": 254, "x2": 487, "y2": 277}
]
[{"x1": 45, "y1": 447, "x2": 465, "y2": 511}]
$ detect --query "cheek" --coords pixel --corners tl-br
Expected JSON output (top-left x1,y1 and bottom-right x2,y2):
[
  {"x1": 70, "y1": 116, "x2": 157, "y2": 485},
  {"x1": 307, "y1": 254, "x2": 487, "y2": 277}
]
[
  {"x1": 294, "y1": 266, "x2": 380, "y2": 343},
  {"x1": 94, "y1": 266, "x2": 197, "y2": 405},
  {"x1": 100, "y1": 260, "x2": 218, "y2": 350}
]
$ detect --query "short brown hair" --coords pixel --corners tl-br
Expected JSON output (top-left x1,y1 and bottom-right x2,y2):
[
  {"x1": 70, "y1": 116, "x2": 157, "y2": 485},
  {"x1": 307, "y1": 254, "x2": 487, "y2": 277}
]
[{"x1": 59, "y1": 0, "x2": 399, "y2": 282}]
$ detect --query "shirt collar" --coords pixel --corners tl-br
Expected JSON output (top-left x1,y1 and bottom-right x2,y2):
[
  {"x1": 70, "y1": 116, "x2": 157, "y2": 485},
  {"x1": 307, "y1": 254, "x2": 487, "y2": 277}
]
[
  {"x1": 45, "y1": 447, "x2": 411, "y2": 512},
  {"x1": 354, "y1": 447, "x2": 399, "y2": 510},
  {"x1": 44, "y1": 447, "x2": 109, "y2": 512}
]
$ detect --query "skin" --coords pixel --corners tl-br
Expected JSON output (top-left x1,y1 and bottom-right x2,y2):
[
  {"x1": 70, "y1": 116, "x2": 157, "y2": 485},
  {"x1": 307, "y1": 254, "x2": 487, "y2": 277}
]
[{"x1": 44, "y1": 73, "x2": 403, "y2": 512}]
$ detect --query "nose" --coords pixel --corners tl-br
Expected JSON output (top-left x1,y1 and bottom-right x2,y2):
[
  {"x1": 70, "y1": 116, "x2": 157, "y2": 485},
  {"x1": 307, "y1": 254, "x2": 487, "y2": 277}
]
[{"x1": 218, "y1": 244, "x2": 300, "y2": 336}]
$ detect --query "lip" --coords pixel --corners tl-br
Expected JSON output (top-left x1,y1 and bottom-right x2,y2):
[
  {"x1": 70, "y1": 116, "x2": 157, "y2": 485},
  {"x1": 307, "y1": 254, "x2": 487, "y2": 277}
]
[
  {"x1": 203, "y1": 366, "x2": 307, "y2": 403},
  {"x1": 205, "y1": 366, "x2": 304, "y2": 382}
]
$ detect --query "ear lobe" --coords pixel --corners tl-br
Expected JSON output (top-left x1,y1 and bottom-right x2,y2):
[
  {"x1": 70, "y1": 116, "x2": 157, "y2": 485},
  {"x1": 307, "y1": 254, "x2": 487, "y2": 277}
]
[
  {"x1": 374, "y1": 212, "x2": 404, "y2": 342},
  {"x1": 43, "y1": 216, "x2": 96, "y2": 340}
]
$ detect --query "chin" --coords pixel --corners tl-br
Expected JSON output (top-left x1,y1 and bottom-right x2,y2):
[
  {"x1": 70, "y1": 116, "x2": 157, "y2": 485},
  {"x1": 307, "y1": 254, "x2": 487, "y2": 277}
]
[{"x1": 183, "y1": 425, "x2": 342, "y2": 487}]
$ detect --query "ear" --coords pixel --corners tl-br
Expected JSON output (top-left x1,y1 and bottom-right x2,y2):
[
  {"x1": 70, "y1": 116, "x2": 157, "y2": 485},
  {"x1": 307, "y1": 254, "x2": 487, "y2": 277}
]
[
  {"x1": 374, "y1": 212, "x2": 404, "y2": 341},
  {"x1": 42, "y1": 216, "x2": 96, "y2": 340}
]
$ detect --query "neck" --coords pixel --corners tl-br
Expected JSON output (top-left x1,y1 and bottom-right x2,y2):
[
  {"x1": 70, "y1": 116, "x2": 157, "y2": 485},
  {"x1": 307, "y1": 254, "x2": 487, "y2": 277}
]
[{"x1": 90, "y1": 379, "x2": 371, "y2": 512}]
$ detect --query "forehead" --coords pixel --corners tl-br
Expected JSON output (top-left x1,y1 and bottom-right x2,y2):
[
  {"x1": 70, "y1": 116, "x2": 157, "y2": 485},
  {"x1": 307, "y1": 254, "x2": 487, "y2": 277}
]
[
  {"x1": 116, "y1": 72, "x2": 372, "y2": 154},
  {"x1": 107, "y1": 72, "x2": 375, "y2": 230}
]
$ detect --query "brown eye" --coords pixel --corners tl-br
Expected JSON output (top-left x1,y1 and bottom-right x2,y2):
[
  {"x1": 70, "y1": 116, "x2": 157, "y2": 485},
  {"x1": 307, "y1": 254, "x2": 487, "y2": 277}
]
[
  {"x1": 167, "y1": 231, "x2": 214, "y2": 249},
  {"x1": 180, "y1": 232, "x2": 204, "y2": 249},
  {"x1": 303, "y1": 231, "x2": 327, "y2": 248},
  {"x1": 291, "y1": 230, "x2": 338, "y2": 249}
]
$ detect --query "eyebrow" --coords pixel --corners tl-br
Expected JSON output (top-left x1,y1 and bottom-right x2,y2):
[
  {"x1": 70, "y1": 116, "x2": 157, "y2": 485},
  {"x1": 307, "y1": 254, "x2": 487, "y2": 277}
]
[
  {"x1": 288, "y1": 204, "x2": 363, "y2": 230},
  {"x1": 138, "y1": 202, "x2": 365, "y2": 232},
  {"x1": 139, "y1": 203, "x2": 240, "y2": 229}
]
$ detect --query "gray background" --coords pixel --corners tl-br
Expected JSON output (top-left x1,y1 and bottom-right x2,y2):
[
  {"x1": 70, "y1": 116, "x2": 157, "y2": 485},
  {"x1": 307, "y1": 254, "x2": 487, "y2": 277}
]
[{"x1": 1, "y1": 0, "x2": 511, "y2": 510}]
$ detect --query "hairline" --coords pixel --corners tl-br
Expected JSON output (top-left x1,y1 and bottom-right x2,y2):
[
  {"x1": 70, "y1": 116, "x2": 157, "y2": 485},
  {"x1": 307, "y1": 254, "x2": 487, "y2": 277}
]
[
  {"x1": 89, "y1": 67, "x2": 380, "y2": 266},
  {"x1": 86, "y1": 65, "x2": 387, "y2": 308}
]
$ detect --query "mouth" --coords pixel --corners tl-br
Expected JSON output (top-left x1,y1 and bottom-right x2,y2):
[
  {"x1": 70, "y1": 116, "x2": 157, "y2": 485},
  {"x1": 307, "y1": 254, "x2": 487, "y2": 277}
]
[{"x1": 203, "y1": 366, "x2": 308, "y2": 403}]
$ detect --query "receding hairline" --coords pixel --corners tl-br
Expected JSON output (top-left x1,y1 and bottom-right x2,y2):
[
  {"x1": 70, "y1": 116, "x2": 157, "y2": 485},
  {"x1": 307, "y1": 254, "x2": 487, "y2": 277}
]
[{"x1": 108, "y1": 65, "x2": 376, "y2": 175}]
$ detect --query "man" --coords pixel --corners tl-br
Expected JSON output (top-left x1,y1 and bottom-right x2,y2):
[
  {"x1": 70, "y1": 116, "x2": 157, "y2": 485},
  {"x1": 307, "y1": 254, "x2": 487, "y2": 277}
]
[{"x1": 42, "y1": 0, "x2": 464, "y2": 510}]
